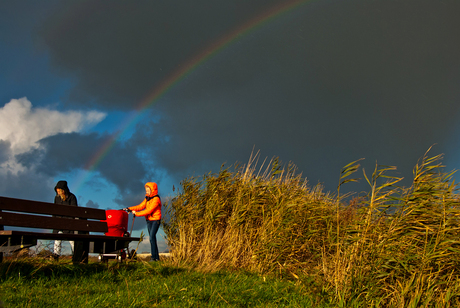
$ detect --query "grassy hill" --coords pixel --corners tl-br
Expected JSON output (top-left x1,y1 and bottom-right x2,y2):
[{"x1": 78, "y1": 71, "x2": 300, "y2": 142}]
[{"x1": 2, "y1": 149, "x2": 460, "y2": 307}]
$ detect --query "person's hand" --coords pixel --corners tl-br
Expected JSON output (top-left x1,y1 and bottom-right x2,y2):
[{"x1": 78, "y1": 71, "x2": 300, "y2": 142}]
[
  {"x1": 132, "y1": 210, "x2": 136, "y2": 216},
  {"x1": 122, "y1": 208, "x2": 132, "y2": 213}
]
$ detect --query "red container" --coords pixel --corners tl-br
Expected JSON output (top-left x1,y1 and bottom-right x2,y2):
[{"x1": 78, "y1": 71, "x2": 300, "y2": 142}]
[{"x1": 102, "y1": 210, "x2": 128, "y2": 237}]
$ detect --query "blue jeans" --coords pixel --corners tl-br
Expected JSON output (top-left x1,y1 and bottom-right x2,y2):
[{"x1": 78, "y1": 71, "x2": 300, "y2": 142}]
[{"x1": 147, "y1": 220, "x2": 160, "y2": 261}]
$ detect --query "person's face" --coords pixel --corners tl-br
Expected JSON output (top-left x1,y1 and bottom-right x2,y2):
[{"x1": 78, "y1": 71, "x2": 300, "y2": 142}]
[
  {"x1": 56, "y1": 188, "x2": 65, "y2": 197},
  {"x1": 145, "y1": 186, "x2": 151, "y2": 195}
]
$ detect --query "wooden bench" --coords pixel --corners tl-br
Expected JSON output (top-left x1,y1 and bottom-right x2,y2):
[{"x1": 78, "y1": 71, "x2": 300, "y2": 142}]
[{"x1": 0, "y1": 196, "x2": 140, "y2": 263}]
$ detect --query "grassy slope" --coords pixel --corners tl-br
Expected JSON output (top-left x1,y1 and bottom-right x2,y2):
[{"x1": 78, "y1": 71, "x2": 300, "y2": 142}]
[
  {"x1": 0, "y1": 259, "x2": 324, "y2": 307},
  {"x1": 3, "y1": 150, "x2": 460, "y2": 307}
]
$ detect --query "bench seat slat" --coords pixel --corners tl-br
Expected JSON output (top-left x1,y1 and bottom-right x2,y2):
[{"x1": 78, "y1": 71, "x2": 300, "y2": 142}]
[
  {"x1": 0, "y1": 230, "x2": 140, "y2": 242},
  {"x1": 0, "y1": 230, "x2": 141, "y2": 254},
  {"x1": 0, "y1": 212, "x2": 108, "y2": 233},
  {"x1": 0, "y1": 196, "x2": 106, "y2": 220}
]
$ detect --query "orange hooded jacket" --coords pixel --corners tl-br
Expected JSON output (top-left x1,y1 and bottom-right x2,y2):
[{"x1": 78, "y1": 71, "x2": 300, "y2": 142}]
[{"x1": 128, "y1": 182, "x2": 161, "y2": 221}]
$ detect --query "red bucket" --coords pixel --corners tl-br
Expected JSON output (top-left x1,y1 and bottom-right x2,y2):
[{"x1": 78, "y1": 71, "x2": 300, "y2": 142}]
[{"x1": 102, "y1": 210, "x2": 128, "y2": 237}]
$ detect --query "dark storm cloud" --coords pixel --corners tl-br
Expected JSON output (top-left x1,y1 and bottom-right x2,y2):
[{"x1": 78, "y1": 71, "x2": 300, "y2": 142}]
[
  {"x1": 38, "y1": 0, "x2": 286, "y2": 109},
  {"x1": 38, "y1": 0, "x2": 460, "y2": 191},
  {"x1": 130, "y1": 214, "x2": 147, "y2": 233},
  {"x1": 0, "y1": 169, "x2": 54, "y2": 202},
  {"x1": 0, "y1": 140, "x2": 11, "y2": 164},
  {"x1": 17, "y1": 132, "x2": 147, "y2": 195},
  {"x1": 85, "y1": 199, "x2": 100, "y2": 209}
]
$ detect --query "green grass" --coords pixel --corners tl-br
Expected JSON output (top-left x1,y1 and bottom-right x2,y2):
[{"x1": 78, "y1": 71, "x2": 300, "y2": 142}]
[{"x1": 0, "y1": 259, "x2": 325, "y2": 307}]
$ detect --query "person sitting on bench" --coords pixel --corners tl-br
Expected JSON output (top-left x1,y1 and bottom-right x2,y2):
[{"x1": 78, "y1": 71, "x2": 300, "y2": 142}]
[{"x1": 53, "y1": 180, "x2": 77, "y2": 260}]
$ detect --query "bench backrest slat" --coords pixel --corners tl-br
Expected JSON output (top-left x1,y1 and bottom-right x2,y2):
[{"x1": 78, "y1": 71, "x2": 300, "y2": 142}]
[
  {"x1": 0, "y1": 212, "x2": 108, "y2": 233},
  {"x1": 0, "y1": 196, "x2": 106, "y2": 220}
]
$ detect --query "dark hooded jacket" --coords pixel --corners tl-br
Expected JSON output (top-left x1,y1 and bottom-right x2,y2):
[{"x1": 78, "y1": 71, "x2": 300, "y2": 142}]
[
  {"x1": 53, "y1": 180, "x2": 78, "y2": 234},
  {"x1": 54, "y1": 180, "x2": 78, "y2": 206}
]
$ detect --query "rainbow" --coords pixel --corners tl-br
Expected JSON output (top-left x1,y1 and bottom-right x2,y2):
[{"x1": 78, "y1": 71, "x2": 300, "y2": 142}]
[{"x1": 74, "y1": 0, "x2": 311, "y2": 193}]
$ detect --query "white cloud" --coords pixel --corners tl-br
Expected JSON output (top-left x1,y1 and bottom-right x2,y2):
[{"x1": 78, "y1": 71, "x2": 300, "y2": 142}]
[
  {"x1": 0, "y1": 97, "x2": 106, "y2": 174},
  {"x1": 0, "y1": 97, "x2": 106, "y2": 155}
]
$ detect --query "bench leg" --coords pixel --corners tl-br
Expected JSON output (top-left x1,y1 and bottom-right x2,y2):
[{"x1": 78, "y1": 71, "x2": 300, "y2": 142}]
[{"x1": 72, "y1": 241, "x2": 89, "y2": 264}]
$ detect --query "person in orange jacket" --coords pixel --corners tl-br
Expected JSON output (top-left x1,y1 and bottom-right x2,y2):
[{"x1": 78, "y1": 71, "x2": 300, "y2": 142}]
[{"x1": 126, "y1": 182, "x2": 162, "y2": 261}]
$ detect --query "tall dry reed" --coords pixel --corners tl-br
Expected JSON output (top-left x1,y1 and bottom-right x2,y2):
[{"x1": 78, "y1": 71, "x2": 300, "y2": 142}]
[{"x1": 163, "y1": 149, "x2": 460, "y2": 306}]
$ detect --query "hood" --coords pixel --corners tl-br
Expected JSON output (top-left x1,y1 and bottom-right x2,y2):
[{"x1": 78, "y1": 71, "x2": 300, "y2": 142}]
[
  {"x1": 145, "y1": 182, "x2": 158, "y2": 197},
  {"x1": 54, "y1": 180, "x2": 71, "y2": 195}
]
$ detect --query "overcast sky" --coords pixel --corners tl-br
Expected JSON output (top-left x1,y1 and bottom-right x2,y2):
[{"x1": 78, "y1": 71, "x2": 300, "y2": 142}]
[{"x1": 1, "y1": 0, "x2": 460, "y2": 251}]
